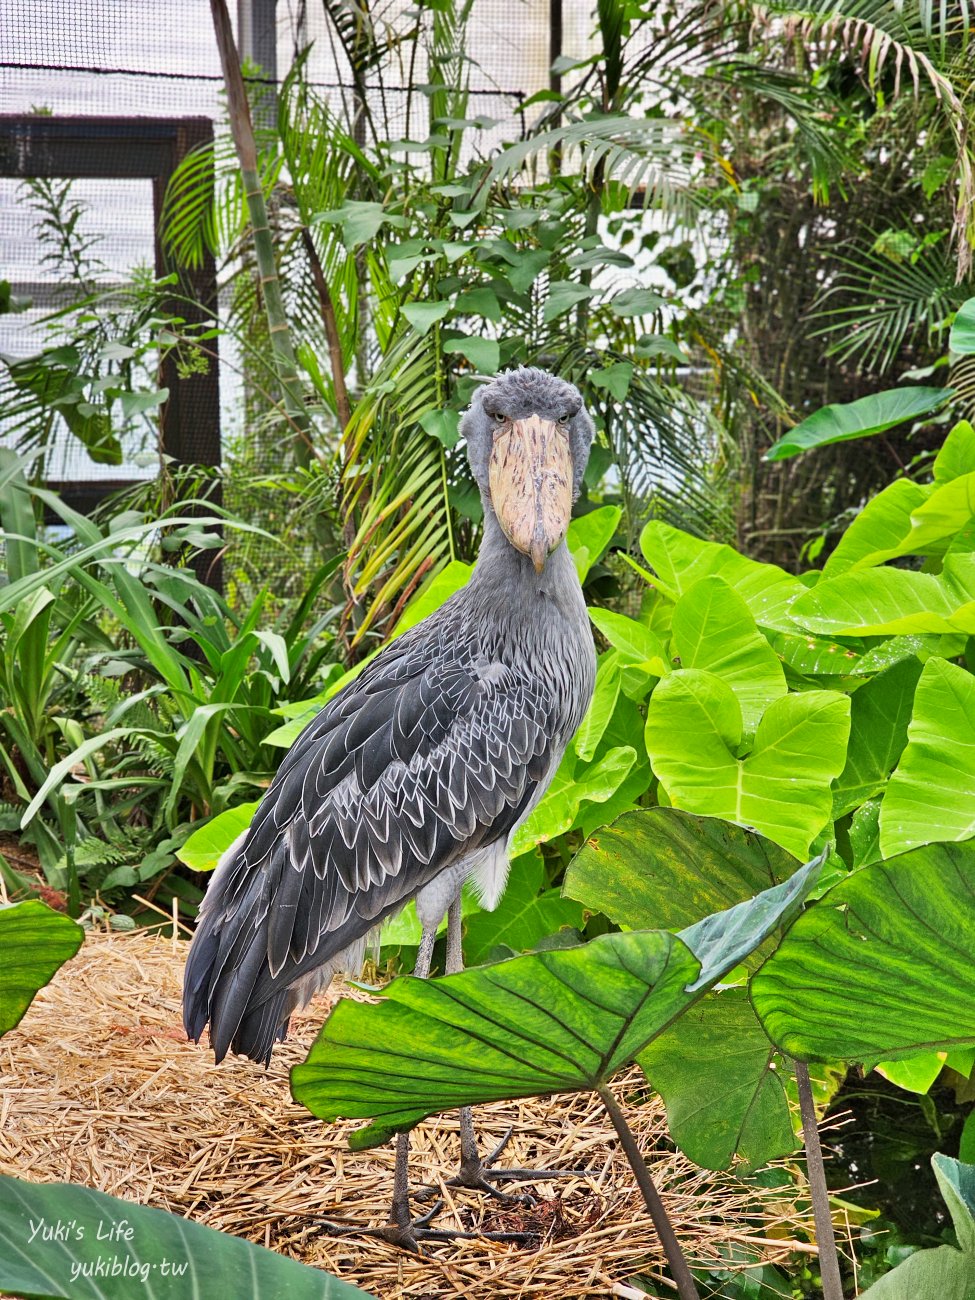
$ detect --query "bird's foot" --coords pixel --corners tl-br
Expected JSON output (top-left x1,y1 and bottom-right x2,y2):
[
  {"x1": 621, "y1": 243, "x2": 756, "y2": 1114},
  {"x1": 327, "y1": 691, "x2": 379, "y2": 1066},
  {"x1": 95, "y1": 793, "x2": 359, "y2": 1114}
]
[
  {"x1": 316, "y1": 1199, "x2": 531, "y2": 1253},
  {"x1": 448, "y1": 1127, "x2": 594, "y2": 1200}
]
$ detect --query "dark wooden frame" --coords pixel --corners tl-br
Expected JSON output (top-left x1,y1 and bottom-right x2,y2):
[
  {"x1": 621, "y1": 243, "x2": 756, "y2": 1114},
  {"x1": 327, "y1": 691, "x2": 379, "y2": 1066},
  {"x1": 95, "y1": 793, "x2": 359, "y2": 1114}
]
[{"x1": 0, "y1": 114, "x2": 221, "y2": 504}]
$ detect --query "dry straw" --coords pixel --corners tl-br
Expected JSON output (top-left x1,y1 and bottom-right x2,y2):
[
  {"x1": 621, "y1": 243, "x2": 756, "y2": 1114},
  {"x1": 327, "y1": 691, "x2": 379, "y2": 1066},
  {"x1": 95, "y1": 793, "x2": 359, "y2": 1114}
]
[{"x1": 1, "y1": 930, "x2": 817, "y2": 1298}]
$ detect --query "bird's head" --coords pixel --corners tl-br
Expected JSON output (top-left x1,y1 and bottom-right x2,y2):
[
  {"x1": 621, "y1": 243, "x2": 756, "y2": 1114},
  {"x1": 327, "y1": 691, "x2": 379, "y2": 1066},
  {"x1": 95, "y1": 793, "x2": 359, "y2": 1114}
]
[{"x1": 460, "y1": 367, "x2": 594, "y2": 573}]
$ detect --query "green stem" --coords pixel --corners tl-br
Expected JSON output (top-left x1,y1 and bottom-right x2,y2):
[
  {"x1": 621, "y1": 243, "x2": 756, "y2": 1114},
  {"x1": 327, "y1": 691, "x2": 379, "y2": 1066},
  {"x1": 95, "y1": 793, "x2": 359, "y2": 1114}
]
[
  {"x1": 596, "y1": 1084, "x2": 701, "y2": 1300},
  {"x1": 209, "y1": 0, "x2": 315, "y2": 471},
  {"x1": 795, "y1": 1061, "x2": 844, "y2": 1300}
]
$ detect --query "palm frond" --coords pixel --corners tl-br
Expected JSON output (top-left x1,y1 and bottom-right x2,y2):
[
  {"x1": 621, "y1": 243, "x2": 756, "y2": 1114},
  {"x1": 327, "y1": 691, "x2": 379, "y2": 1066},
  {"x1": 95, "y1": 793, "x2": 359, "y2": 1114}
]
[
  {"x1": 809, "y1": 237, "x2": 961, "y2": 372},
  {"x1": 483, "y1": 116, "x2": 719, "y2": 225},
  {"x1": 757, "y1": 0, "x2": 975, "y2": 275},
  {"x1": 334, "y1": 333, "x2": 454, "y2": 646}
]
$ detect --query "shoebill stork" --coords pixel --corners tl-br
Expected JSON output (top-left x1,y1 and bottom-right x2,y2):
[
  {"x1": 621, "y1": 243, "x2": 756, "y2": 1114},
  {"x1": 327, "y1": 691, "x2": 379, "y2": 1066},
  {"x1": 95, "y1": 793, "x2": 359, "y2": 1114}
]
[{"x1": 183, "y1": 366, "x2": 596, "y2": 1247}]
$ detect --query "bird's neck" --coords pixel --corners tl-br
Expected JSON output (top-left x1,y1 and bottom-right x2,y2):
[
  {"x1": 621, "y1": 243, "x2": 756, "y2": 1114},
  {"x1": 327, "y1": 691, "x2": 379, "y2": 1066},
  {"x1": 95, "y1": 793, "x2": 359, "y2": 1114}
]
[{"x1": 469, "y1": 504, "x2": 583, "y2": 614}]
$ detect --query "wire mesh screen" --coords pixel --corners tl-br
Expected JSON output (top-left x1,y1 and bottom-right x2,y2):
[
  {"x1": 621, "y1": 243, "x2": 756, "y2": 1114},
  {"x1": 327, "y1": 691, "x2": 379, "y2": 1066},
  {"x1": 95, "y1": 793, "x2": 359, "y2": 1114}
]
[{"x1": 1, "y1": 1, "x2": 600, "y2": 601}]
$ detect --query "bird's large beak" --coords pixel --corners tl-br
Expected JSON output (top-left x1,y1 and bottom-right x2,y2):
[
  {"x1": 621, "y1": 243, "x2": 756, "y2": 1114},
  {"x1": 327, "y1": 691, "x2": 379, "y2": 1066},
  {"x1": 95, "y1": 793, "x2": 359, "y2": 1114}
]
[{"x1": 489, "y1": 415, "x2": 573, "y2": 573}]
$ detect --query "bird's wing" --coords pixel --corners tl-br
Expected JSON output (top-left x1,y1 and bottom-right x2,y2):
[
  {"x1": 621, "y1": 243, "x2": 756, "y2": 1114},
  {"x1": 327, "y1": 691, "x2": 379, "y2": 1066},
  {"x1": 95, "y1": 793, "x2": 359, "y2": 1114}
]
[{"x1": 184, "y1": 618, "x2": 559, "y2": 1062}]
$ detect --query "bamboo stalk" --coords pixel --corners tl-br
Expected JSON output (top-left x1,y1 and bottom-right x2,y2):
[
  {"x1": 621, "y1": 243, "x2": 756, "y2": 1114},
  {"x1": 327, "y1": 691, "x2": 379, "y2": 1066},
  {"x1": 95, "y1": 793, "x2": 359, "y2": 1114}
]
[{"x1": 209, "y1": 0, "x2": 316, "y2": 470}]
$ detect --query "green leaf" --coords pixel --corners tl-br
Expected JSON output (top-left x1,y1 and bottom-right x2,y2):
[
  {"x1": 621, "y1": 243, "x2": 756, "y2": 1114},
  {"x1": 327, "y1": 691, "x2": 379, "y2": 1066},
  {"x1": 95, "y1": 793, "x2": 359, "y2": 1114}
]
[
  {"x1": 934, "y1": 421, "x2": 975, "y2": 483},
  {"x1": 566, "y1": 504, "x2": 620, "y2": 582},
  {"x1": 764, "y1": 387, "x2": 953, "y2": 462},
  {"x1": 640, "y1": 521, "x2": 803, "y2": 633},
  {"x1": 454, "y1": 287, "x2": 502, "y2": 322},
  {"x1": 874, "y1": 1052, "x2": 946, "y2": 1095},
  {"x1": 610, "y1": 288, "x2": 665, "y2": 317},
  {"x1": 590, "y1": 362, "x2": 633, "y2": 403},
  {"x1": 542, "y1": 280, "x2": 593, "y2": 323},
  {"x1": 574, "y1": 653, "x2": 621, "y2": 763},
  {"x1": 292, "y1": 863, "x2": 820, "y2": 1148},
  {"x1": 317, "y1": 199, "x2": 406, "y2": 248},
  {"x1": 565, "y1": 807, "x2": 798, "y2": 937},
  {"x1": 392, "y1": 560, "x2": 473, "y2": 636},
  {"x1": 671, "y1": 577, "x2": 787, "y2": 734},
  {"x1": 503, "y1": 249, "x2": 550, "y2": 294},
  {"x1": 588, "y1": 608, "x2": 667, "y2": 671},
  {"x1": 462, "y1": 854, "x2": 584, "y2": 964},
  {"x1": 638, "y1": 989, "x2": 794, "y2": 1171},
  {"x1": 119, "y1": 388, "x2": 168, "y2": 419},
  {"x1": 792, "y1": 559, "x2": 975, "y2": 637},
  {"x1": 510, "y1": 745, "x2": 637, "y2": 854},
  {"x1": 0, "y1": 1174, "x2": 372, "y2": 1299},
  {"x1": 418, "y1": 408, "x2": 461, "y2": 448},
  {"x1": 823, "y1": 478, "x2": 930, "y2": 576},
  {"x1": 831, "y1": 658, "x2": 921, "y2": 818},
  {"x1": 858, "y1": 1155, "x2": 975, "y2": 1299},
  {"x1": 634, "y1": 334, "x2": 686, "y2": 362},
  {"x1": 401, "y1": 300, "x2": 451, "y2": 334},
  {"x1": 645, "y1": 673, "x2": 850, "y2": 859},
  {"x1": 880, "y1": 657, "x2": 975, "y2": 856},
  {"x1": 442, "y1": 335, "x2": 500, "y2": 374},
  {"x1": 0, "y1": 901, "x2": 83, "y2": 1036},
  {"x1": 2, "y1": 352, "x2": 122, "y2": 466},
  {"x1": 175, "y1": 801, "x2": 260, "y2": 872},
  {"x1": 752, "y1": 840, "x2": 975, "y2": 1065},
  {"x1": 949, "y1": 297, "x2": 975, "y2": 355}
]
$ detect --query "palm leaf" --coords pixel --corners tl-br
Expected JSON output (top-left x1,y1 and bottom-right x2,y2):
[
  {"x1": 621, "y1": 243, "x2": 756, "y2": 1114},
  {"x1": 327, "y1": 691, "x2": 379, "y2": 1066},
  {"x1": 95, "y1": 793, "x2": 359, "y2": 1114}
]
[
  {"x1": 809, "y1": 238, "x2": 961, "y2": 373},
  {"x1": 758, "y1": 0, "x2": 975, "y2": 275},
  {"x1": 335, "y1": 333, "x2": 454, "y2": 645}
]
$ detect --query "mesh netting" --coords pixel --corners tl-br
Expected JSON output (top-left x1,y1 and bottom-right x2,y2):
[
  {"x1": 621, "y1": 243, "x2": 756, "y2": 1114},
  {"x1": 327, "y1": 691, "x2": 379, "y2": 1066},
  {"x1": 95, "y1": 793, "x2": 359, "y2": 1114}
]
[{"x1": 0, "y1": 1, "x2": 595, "y2": 594}]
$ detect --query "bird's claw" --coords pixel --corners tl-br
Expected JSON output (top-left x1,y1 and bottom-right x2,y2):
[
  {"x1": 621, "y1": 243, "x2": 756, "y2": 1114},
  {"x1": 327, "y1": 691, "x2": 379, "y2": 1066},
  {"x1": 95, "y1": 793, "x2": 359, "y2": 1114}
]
[
  {"x1": 449, "y1": 1125, "x2": 593, "y2": 1197},
  {"x1": 314, "y1": 1197, "x2": 531, "y2": 1253}
]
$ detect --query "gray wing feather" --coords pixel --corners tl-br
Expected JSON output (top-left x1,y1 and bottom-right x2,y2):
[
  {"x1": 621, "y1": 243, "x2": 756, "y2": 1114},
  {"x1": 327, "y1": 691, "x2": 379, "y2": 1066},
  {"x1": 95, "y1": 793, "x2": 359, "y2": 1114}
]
[{"x1": 183, "y1": 617, "x2": 558, "y2": 1064}]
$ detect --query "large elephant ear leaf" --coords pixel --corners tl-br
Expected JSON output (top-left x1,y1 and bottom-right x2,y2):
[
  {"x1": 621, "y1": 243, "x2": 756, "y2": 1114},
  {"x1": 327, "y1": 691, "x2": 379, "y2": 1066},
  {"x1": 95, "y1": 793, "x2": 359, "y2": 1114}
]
[
  {"x1": 291, "y1": 861, "x2": 821, "y2": 1150},
  {"x1": 0, "y1": 1175, "x2": 374, "y2": 1299},
  {"x1": 0, "y1": 900, "x2": 83, "y2": 1037},
  {"x1": 858, "y1": 1155, "x2": 975, "y2": 1299},
  {"x1": 637, "y1": 988, "x2": 795, "y2": 1173},
  {"x1": 564, "y1": 807, "x2": 797, "y2": 943},
  {"x1": 751, "y1": 840, "x2": 975, "y2": 1065}
]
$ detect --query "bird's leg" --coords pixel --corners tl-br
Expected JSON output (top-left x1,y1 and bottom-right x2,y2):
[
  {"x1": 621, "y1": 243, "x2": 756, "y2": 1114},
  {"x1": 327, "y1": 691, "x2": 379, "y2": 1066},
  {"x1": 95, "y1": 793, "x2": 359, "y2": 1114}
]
[
  {"x1": 445, "y1": 899, "x2": 594, "y2": 1196},
  {"x1": 442, "y1": 898, "x2": 521, "y2": 1202},
  {"x1": 318, "y1": 917, "x2": 528, "y2": 1250},
  {"x1": 380, "y1": 921, "x2": 436, "y2": 1250}
]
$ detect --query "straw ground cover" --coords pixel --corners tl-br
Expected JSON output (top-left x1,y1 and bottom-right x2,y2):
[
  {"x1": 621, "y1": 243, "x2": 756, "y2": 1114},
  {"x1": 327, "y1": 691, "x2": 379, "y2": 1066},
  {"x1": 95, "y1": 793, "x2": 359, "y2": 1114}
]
[{"x1": 0, "y1": 929, "x2": 819, "y2": 1298}]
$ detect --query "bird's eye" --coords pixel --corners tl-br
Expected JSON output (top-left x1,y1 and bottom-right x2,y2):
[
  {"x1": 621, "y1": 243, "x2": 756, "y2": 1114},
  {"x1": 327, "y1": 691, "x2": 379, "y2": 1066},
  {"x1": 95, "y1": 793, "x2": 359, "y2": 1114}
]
[
  {"x1": 494, "y1": 411, "x2": 506, "y2": 424},
  {"x1": 558, "y1": 412, "x2": 570, "y2": 424}
]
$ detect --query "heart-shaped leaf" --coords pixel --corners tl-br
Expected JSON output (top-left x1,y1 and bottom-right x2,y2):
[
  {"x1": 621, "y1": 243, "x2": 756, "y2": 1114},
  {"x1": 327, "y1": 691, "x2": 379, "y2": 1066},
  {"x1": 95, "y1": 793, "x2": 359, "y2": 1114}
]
[
  {"x1": 565, "y1": 808, "x2": 798, "y2": 937},
  {"x1": 401, "y1": 300, "x2": 451, "y2": 334},
  {"x1": 645, "y1": 670, "x2": 850, "y2": 858},
  {"x1": 638, "y1": 989, "x2": 794, "y2": 1171},
  {"x1": 671, "y1": 577, "x2": 787, "y2": 734},
  {"x1": 176, "y1": 801, "x2": 260, "y2": 873},
  {"x1": 542, "y1": 280, "x2": 593, "y2": 322},
  {"x1": 640, "y1": 521, "x2": 803, "y2": 633},
  {"x1": 293, "y1": 863, "x2": 820, "y2": 1148}
]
